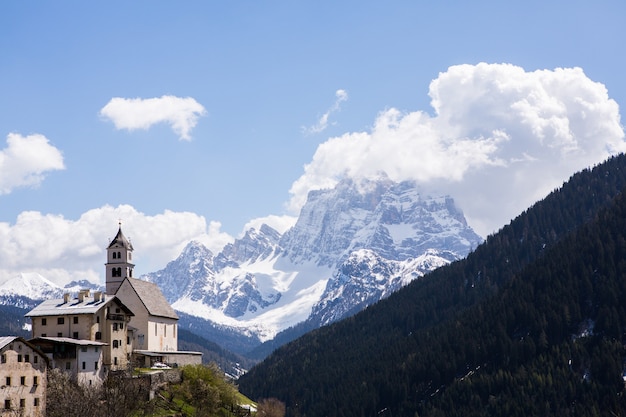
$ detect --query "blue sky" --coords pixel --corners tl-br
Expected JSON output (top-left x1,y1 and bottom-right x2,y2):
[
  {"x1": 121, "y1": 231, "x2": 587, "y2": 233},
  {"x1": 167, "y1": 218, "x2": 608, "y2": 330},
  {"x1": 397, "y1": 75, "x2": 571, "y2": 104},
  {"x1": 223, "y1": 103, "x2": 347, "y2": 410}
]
[{"x1": 1, "y1": 1, "x2": 625, "y2": 285}]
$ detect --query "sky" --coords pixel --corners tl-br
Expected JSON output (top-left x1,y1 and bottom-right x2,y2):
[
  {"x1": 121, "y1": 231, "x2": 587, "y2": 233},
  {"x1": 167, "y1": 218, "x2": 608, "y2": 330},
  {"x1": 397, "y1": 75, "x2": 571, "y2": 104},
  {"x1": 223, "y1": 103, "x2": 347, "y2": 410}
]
[{"x1": 1, "y1": 1, "x2": 625, "y2": 286}]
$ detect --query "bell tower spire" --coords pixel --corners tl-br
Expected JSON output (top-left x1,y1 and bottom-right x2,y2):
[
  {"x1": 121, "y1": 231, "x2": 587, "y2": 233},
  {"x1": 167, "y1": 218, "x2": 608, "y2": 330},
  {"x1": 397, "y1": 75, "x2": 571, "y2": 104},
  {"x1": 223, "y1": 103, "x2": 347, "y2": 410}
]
[{"x1": 105, "y1": 222, "x2": 135, "y2": 294}]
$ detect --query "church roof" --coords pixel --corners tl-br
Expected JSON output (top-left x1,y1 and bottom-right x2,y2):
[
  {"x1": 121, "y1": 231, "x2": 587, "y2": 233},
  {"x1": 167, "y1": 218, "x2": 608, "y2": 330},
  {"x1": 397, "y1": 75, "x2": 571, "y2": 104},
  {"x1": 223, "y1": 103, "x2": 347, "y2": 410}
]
[
  {"x1": 122, "y1": 278, "x2": 179, "y2": 320},
  {"x1": 107, "y1": 225, "x2": 134, "y2": 250}
]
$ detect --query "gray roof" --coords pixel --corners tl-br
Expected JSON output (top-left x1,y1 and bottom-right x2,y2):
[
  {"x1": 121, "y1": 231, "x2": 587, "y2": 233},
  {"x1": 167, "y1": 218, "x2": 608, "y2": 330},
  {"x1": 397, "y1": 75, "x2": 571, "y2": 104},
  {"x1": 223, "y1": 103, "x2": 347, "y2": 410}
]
[
  {"x1": 124, "y1": 278, "x2": 178, "y2": 320},
  {"x1": 0, "y1": 336, "x2": 19, "y2": 351},
  {"x1": 29, "y1": 337, "x2": 107, "y2": 346},
  {"x1": 107, "y1": 226, "x2": 134, "y2": 250},
  {"x1": 25, "y1": 294, "x2": 133, "y2": 317}
]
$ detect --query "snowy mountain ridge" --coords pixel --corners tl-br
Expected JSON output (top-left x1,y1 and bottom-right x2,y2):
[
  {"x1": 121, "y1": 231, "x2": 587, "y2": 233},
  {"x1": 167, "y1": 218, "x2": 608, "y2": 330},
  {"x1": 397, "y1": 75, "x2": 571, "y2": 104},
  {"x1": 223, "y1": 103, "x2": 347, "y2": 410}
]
[{"x1": 145, "y1": 176, "x2": 483, "y2": 344}]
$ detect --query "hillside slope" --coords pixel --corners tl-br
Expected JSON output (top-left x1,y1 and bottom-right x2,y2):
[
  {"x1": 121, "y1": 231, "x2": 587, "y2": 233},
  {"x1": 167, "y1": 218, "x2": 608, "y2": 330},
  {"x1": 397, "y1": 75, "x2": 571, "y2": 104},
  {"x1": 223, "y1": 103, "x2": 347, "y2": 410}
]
[{"x1": 238, "y1": 154, "x2": 626, "y2": 416}]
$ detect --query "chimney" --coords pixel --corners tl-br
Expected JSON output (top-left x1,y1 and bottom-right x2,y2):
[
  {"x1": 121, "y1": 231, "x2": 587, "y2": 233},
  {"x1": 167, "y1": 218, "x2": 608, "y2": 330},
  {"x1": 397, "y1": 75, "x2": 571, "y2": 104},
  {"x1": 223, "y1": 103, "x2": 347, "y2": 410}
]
[
  {"x1": 78, "y1": 289, "x2": 90, "y2": 302},
  {"x1": 94, "y1": 291, "x2": 102, "y2": 302},
  {"x1": 63, "y1": 293, "x2": 70, "y2": 304}
]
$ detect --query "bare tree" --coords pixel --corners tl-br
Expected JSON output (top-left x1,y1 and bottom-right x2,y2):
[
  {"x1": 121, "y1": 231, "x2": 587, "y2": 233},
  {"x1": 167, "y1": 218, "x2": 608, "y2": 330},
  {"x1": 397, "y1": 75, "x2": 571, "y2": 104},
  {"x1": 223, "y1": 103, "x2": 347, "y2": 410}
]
[{"x1": 257, "y1": 398, "x2": 286, "y2": 417}]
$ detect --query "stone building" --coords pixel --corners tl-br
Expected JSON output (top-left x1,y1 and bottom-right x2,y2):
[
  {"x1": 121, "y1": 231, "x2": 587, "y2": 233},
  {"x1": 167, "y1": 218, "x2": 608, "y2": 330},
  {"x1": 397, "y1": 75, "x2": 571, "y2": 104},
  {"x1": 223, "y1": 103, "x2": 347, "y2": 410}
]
[
  {"x1": 0, "y1": 336, "x2": 48, "y2": 417},
  {"x1": 25, "y1": 290, "x2": 134, "y2": 382}
]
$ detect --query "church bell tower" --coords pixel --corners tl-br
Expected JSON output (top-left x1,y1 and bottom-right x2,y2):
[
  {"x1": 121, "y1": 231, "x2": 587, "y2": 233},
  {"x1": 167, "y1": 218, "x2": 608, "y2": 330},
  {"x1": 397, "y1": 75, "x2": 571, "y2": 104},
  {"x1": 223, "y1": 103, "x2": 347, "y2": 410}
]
[{"x1": 105, "y1": 223, "x2": 135, "y2": 294}]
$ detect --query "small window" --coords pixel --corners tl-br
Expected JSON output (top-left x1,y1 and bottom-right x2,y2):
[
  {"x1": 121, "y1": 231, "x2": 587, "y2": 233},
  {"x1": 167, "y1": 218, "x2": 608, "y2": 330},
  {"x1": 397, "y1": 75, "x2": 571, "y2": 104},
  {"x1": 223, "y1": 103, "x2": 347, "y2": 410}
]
[
  {"x1": 33, "y1": 376, "x2": 38, "y2": 386},
  {"x1": 73, "y1": 332, "x2": 79, "y2": 339},
  {"x1": 96, "y1": 316, "x2": 100, "y2": 323},
  {"x1": 24, "y1": 354, "x2": 29, "y2": 363},
  {"x1": 127, "y1": 336, "x2": 130, "y2": 345},
  {"x1": 120, "y1": 323, "x2": 124, "y2": 329},
  {"x1": 19, "y1": 399, "x2": 25, "y2": 408},
  {"x1": 1, "y1": 354, "x2": 5, "y2": 364},
  {"x1": 113, "y1": 340, "x2": 119, "y2": 348},
  {"x1": 95, "y1": 362, "x2": 98, "y2": 370},
  {"x1": 5, "y1": 376, "x2": 10, "y2": 386},
  {"x1": 82, "y1": 362, "x2": 86, "y2": 370},
  {"x1": 34, "y1": 398, "x2": 39, "y2": 407},
  {"x1": 57, "y1": 332, "x2": 62, "y2": 337},
  {"x1": 20, "y1": 376, "x2": 25, "y2": 385},
  {"x1": 117, "y1": 251, "x2": 121, "y2": 259},
  {"x1": 41, "y1": 333, "x2": 46, "y2": 338},
  {"x1": 57, "y1": 317, "x2": 64, "y2": 325},
  {"x1": 113, "y1": 323, "x2": 118, "y2": 331},
  {"x1": 17, "y1": 354, "x2": 22, "y2": 362},
  {"x1": 73, "y1": 317, "x2": 79, "y2": 324},
  {"x1": 65, "y1": 362, "x2": 71, "y2": 370},
  {"x1": 41, "y1": 318, "x2": 47, "y2": 326},
  {"x1": 80, "y1": 346, "x2": 87, "y2": 352},
  {"x1": 34, "y1": 356, "x2": 38, "y2": 364},
  {"x1": 95, "y1": 346, "x2": 99, "y2": 352},
  {"x1": 4, "y1": 399, "x2": 10, "y2": 410},
  {"x1": 95, "y1": 332, "x2": 102, "y2": 340},
  {"x1": 114, "y1": 357, "x2": 118, "y2": 365},
  {"x1": 112, "y1": 252, "x2": 117, "y2": 259}
]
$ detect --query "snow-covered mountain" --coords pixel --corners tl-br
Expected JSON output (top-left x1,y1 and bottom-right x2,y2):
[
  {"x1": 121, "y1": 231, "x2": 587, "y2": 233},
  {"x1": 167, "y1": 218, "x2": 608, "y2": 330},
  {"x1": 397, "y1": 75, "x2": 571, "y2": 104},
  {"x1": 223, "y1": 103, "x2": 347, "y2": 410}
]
[
  {"x1": 0, "y1": 273, "x2": 103, "y2": 309},
  {"x1": 144, "y1": 176, "x2": 483, "y2": 346}
]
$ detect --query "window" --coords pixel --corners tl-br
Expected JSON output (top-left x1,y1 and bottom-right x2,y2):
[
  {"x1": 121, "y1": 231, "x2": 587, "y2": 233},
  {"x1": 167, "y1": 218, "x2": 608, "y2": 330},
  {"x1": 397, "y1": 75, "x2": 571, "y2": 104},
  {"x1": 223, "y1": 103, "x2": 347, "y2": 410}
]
[
  {"x1": 114, "y1": 357, "x2": 118, "y2": 365},
  {"x1": 17, "y1": 354, "x2": 22, "y2": 362},
  {"x1": 41, "y1": 318, "x2": 47, "y2": 326},
  {"x1": 82, "y1": 362, "x2": 86, "y2": 370},
  {"x1": 20, "y1": 376, "x2": 25, "y2": 385},
  {"x1": 1, "y1": 354, "x2": 5, "y2": 364},
  {"x1": 57, "y1": 332, "x2": 62, "y2": 337},
  {"x1": 95, "y1": 332, "x2": 102, "y2": 340},
  {"x1": 19, "y1": 399, "x2": 25, "y2": 408},
  {"x1": 73, "y1": 316, "x2": 79, "y2": 324},
  {"x1": 113, "y1": 340, "x2": 119, "y2": 348},
  {"x1": 127, "y1": 336, "x2": 130, "y2": 345},
  {"x1": 81, "y1": 346, "x2": 87, "y2": 352},
  {"x1": 95, "y1": 346, "x2": 99, "y2": 352},
  {"x1": 112, "y1": 252, "x2": 117, "y2": 259},
  {"x1": 95, "y1": 362, "x2": 98, "y2": 370},
  {"x1": 73, "y1": 332, "x2": 79, "y2": 339},
  {"x1": 34, "y1": 356, "x2": 38, "y2": 364},
  {"x1": 113, "y1": 323, "x2": 118, "y2": 331},
  {"x1": 33, "y1": 376, "x2": 38, "y2": 386},
  {"x1": 4, "y1": 399, "x2": 10, "y2": 410},
  {"x1": 34, "y1": 398, "x2": 39, "y2": 407},
  {"x1": 120, "y1": 323, "x2": 124, "y2": 329},
  {"x1": 25, "y1": 354, "x2": 29, "y2": 362},
  {"x1": 5, "y1": 376, "x2": 10, "y2": 385},
  {"x1": 66, "y1": 362, "x2": 71, "y2": 370},
  {"x1": 57, "y1": 317, "x2": 64, "y2": 325},
  {"x1": 117, "y1": 251, "x2": 121, "y2": 258},
  {"x1": 41, "y1": 333, "x2": 46, "y2": 337}
]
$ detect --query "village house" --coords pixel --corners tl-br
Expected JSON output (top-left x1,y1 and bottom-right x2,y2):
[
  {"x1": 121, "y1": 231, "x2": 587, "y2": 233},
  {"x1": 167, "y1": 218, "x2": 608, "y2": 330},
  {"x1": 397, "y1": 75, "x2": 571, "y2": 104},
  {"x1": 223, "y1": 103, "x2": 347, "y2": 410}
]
[
  {"x1": 0, "y1": 336, "x2": 48, "y2": 417},
  {"x1": 25, "y1": 290, "x2": 134, "y2": 383}
]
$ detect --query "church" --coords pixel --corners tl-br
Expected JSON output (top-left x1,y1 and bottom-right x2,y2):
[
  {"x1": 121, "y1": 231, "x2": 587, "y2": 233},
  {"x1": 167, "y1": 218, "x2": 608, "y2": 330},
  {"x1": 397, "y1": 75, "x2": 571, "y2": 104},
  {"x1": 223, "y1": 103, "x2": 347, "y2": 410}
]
[{"x1": 26, "y1": 224, "x2": 201, "y2": 384}]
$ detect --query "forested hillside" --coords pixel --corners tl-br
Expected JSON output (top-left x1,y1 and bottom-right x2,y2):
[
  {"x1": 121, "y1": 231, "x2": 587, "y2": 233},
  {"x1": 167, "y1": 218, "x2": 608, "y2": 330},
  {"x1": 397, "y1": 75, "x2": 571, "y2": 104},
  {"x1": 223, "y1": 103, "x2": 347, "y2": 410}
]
[{"x1": 238, "y1": 154, "x2": 626, "y2": 416}]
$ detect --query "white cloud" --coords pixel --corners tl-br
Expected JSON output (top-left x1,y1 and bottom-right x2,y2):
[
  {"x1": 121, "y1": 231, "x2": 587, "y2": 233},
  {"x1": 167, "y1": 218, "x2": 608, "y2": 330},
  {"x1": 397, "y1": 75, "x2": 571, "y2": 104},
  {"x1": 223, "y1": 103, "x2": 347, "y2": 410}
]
[
  {"x1": 303, "y1": 89, "x2": 349, "y2": 135},
  {"x1": 241, "y1": 215, "x2": 297, "y2": 237},
  {"x1": 0, "y1": 133, "x2": 65, "y2": 194},
  {"x1": 0, "y1": 205, "x2": 234, "y2": 286},
  {"x1": 100, "y1": 95, "x2": 206, "y2": 140},
  {"x1": 288, "y1": 63, "x2": 626, "y2": 236}
]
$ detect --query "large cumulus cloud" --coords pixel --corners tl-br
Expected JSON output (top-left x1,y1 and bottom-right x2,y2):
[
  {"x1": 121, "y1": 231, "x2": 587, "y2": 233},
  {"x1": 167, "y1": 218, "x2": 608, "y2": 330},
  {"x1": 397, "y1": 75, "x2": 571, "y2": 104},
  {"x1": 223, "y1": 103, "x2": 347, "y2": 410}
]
[{"x1": 288, "y1": 63, "x2": 625, "y2": 236}]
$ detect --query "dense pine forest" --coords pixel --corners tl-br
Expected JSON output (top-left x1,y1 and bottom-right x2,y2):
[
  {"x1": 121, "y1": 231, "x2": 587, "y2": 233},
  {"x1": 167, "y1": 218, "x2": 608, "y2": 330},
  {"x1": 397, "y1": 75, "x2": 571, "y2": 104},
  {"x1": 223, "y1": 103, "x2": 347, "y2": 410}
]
[{"x1": 238, "y1": 154, "x2": 626, "y2": 416}]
